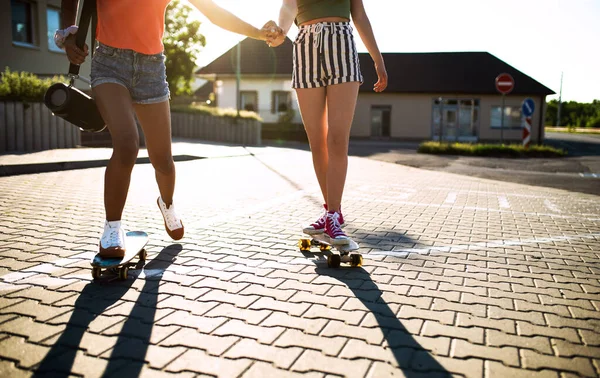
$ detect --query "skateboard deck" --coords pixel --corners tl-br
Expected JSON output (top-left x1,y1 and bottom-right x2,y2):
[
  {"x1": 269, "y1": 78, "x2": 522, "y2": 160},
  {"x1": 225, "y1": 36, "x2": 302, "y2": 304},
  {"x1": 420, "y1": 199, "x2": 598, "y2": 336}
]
[
  {"x1": 90, "y1": 231, "x2": 149, "y2": 280},
  {"x1": 299, "y1": 233, "x2": 363, "y2": 268}
]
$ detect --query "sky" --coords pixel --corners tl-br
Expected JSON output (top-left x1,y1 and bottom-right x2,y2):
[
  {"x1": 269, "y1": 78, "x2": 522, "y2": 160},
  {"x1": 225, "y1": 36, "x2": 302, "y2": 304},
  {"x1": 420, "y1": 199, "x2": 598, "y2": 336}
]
[{"x1": 187, "y1": 0, "x2": 600, "y2": 103}]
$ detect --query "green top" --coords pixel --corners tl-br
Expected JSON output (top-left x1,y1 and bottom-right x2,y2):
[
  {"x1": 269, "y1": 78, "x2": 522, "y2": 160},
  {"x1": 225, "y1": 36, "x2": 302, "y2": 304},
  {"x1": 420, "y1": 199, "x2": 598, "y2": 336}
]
[{"x1": 296, "y1": 0, "x2": 351, "y2": 25}]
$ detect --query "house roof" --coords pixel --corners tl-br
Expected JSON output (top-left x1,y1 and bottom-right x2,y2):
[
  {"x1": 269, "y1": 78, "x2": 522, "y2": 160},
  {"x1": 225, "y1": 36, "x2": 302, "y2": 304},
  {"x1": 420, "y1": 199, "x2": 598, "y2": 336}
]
[
  {"x1": 197, "y1": 39, "x2": 554, "y2": 96},
  {"x1": 196, "y1": 37, "x2": 294, "y2": 76},
  {"x1": 358, "y1": 52, "x2": 555, "y2": 95}
]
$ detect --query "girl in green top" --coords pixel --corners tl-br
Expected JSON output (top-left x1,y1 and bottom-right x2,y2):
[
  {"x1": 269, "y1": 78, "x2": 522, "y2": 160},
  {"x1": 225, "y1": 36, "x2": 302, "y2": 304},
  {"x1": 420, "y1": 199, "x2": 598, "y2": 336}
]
[{"x1": 267, "y1": 0, "x2": 387, "y2": 245}]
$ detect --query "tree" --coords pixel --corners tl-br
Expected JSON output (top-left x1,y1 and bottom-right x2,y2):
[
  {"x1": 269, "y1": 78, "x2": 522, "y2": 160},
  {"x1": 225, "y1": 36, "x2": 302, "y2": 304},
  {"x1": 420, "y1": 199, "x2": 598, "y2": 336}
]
[
  {"x1": 545, "y1": 99, "x2": 600, "y2": 128},
  {"x1": 163, "y1": 0, "x2": 205, "y2": 96}
]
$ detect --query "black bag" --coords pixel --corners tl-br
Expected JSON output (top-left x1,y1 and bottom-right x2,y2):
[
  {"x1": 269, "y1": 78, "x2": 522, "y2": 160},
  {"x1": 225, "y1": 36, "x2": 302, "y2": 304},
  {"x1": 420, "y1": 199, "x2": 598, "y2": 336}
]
[{"x1": 44, "y1": 0, "x2": 106, "y2": 133}]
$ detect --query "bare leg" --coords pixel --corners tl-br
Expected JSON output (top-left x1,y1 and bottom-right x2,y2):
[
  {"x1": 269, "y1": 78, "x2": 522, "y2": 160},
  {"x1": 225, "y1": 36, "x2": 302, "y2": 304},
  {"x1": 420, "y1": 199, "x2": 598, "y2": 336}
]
[
  {"x1": 133, "y1": 101, "x2": 175, "y2": 205},
  {"x1": 324, "y1": 82, "x2": 360, "y2": 212},
  {"x1": 93, "y1": 84, "x2": 138, "y2": 221},
  {"x1": 295, "y1": 87, "x2": 328, "y2": 202}
]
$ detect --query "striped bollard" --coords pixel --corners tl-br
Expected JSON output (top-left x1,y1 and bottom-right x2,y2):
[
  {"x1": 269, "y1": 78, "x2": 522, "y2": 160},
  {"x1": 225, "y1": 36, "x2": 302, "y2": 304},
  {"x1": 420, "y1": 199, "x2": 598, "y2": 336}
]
[{"x1": 523, "y1": 116, "x2": 531, "y2": 148}]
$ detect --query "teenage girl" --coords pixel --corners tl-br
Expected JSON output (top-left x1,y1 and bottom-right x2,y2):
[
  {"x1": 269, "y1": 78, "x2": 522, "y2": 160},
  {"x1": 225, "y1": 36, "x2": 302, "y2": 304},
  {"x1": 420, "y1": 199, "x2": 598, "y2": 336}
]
[
  {"x1": 57, "y1": 0, "x2": 279, "y2": 257},
  {"x1": 267, "y1": 0, "x2": 388, "y2": 244}
]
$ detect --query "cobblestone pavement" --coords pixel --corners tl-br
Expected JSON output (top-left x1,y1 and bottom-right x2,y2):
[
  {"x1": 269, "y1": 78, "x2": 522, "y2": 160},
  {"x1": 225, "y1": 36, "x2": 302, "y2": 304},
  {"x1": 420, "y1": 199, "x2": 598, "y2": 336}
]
[{"x1": 0, "y1": 144, "x2": 599, "y2": 377}]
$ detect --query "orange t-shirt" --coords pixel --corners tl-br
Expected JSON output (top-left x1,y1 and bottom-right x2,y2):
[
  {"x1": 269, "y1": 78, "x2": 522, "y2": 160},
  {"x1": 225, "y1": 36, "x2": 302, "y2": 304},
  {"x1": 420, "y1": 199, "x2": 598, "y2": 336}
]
[{"x1": 96, "y1": 0, "x2": 171, "y2": 55}]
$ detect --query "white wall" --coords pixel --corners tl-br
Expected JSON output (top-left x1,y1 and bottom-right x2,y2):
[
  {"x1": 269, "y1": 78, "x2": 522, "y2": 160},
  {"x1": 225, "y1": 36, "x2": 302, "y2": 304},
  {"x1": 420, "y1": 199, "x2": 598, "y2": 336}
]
[{"x1": 216, "y1": 78, "x2": 302, "y2": 124}]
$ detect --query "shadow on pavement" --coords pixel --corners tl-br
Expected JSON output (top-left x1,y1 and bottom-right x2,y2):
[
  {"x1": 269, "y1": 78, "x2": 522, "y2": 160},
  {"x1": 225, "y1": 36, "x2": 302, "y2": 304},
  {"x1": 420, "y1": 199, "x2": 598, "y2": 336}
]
[
  {"x1": 313, "y1": 266, "x2": 451, "y2": 377},
  {"x1": 33, "y1": 244, "x2": 183, "y2": 377}
]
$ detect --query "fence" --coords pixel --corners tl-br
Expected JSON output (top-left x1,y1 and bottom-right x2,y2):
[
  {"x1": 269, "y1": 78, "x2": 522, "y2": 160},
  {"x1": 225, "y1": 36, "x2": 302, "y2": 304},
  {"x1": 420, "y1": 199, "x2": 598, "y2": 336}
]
[
  {"x1": 0, "y1": 101, "x2": 261, "y2": 153},
  {"x1": 0, "y1": 101, "x2": 81, "y2": 153},
  {"x1": 170, "y1": 112, "x2": 261, "y2": 146}
]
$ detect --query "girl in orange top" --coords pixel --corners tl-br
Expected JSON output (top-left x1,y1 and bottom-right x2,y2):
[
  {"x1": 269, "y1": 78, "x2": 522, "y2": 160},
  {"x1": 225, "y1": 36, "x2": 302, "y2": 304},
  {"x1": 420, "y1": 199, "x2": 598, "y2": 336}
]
[{"x1": 58, "y1": 0, "x2": 279, "y2": 258}]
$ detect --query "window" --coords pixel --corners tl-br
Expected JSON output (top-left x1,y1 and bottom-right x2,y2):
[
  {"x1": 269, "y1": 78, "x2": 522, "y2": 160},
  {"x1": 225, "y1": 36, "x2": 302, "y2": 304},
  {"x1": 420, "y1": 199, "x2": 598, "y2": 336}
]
[
  {"x1": 272, "y1": 91, "x2": 291, "y2": 113},
  {"x1": 371, "y1": 106, "x2": 391, "y2": 137},
  {"x1": 240, "y1": 91, "x2": 258, "y2": 112},
  {"x1": 47, "y1": 7, "x2": 62, "y2": 52},
  {"x1": 432, "y1": 98, "x2": 480, "y2": 140},
  {"x1": 490, "y1": 106, "x2": 521, "y2": 129},
  {"x1": 11, "y1": 0, "x2": 35, "y2": 45}
]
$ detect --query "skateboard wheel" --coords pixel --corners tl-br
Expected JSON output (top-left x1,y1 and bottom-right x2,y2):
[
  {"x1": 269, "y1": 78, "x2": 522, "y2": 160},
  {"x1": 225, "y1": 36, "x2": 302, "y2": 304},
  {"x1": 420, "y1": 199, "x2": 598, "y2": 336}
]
[
  {"x1": 319, "y1": 244, "x2": 331, "y2": 252},
  {"x1": 327, "y1": 254, "x2": 341, "y2": 268},
  {"x1": 298, "y1": 238, "x2": 311, "y2": 251},
  {"x1": 92, "y1": 267, "x2": 101, "y2": 280},
  {"x1": 351, "y1": 254, "x2": 363, "y2": 267},
  {"x1": 119, "y1": 266, "x2": 128, "y2": 281},
  {"x1": 139, "y1": 249, "x2": 147, "y2": 261}
]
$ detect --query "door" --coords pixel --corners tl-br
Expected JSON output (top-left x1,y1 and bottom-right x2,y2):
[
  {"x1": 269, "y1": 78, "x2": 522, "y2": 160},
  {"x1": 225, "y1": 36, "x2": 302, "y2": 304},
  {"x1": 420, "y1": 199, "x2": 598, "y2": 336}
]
[{"x1": 370, "y1": 106, "x2": 391, "y2": 138}]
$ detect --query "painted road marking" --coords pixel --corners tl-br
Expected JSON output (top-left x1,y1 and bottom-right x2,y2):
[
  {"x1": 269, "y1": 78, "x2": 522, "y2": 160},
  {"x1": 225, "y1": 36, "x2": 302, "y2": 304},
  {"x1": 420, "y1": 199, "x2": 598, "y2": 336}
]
[
  {"x1": 445, "y1": 192, "x2": 457, "y2": 204},
  {"x1": 544, "y1": 199, "x2": 562, "y2": 213},
  {"x1": 498, "y1": 196, "x2": 511, "y2": 209},
  {"x1": 369, "y1": 232, "x2": 600, "y2": 258},
  {"x1": 343, "y1": 196, "x2": 600, "y2": 221}
]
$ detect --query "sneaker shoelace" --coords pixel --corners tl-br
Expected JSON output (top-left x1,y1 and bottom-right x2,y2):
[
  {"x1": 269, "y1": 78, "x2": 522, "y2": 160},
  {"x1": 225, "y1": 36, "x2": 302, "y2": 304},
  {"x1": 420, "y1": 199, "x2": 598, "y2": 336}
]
[
  {"x1": 311, "y1": 212, "x2": 327, "y2": 229},
  {"x1": 162, "y1": 202, "x2": 181, "y2": 229},
  {"x1": 327, "y1": 214, "x2": 346, "y2": 238},
  {"x1": 106, "y1": 228, "x2": 124, "y2": 248}
]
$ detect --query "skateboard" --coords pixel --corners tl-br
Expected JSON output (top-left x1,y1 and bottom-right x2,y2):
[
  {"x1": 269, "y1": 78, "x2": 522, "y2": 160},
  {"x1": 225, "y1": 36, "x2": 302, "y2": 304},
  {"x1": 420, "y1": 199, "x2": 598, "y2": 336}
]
[
  {"x1": 90, "y1": 231, "x2": 149, "y2": 280},
  {"x1": 298, "y1": 233, "x2": 363, "y2": 268}
]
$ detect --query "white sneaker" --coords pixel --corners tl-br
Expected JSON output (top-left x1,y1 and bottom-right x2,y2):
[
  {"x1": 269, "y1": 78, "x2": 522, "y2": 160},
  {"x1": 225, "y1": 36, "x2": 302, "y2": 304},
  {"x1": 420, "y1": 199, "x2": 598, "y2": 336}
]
[
  {"x1": 99, "y1": 220, "x2": 126, "y2": 258},
  {"x1": 157, "y1": 197, "x2": 184, "y2": 240}
]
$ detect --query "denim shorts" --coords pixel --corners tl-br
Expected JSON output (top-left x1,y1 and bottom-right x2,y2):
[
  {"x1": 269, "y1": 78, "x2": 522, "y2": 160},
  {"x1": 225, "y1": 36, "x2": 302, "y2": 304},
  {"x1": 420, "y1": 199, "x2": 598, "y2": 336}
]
[{"x1": 91, "y1": 42, "x2": 170, "y2": 104}]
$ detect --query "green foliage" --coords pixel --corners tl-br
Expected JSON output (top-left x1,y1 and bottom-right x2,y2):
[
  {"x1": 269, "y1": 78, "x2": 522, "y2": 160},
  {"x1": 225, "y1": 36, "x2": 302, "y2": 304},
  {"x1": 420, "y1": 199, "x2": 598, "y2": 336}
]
[
  {"x1": 170, "y1": 102, "x2": 262, "y2": 121},
  {"x1": 418, "y1": 141, "x2": 566, "y2": 158},
  {"x1": 0, "y1": 67, "x2": 65, "y2": 102},
  {"x1": 546, "y1": 99, "x2": 600, "y2": 128},
  {"x1": 163, "y1": 0, "x2": 206, "y2": 96}
]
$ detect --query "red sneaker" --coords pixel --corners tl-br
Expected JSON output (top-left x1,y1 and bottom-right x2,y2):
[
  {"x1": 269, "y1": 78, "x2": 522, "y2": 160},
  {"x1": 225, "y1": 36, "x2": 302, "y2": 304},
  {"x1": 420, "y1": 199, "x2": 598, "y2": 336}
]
[
  {"x1": 303, "y1": 204, "x2": 345, "y2": 235},
  {"x1": 325, "y1": 211, "x2": 350, "y2": 245}
]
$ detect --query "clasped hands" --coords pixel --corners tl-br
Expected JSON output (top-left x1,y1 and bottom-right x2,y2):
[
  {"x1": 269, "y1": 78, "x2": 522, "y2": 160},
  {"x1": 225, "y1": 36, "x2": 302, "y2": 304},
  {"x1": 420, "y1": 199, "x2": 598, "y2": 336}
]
[{"x1": 261, "y1": 21, "x2": 285, "y2": 47}]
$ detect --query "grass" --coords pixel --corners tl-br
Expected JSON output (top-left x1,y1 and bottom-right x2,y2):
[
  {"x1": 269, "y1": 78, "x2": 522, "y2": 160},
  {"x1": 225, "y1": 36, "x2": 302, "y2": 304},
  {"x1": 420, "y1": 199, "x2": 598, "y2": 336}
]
[
  {"x1": 170, "y1": 102, "x2": 262, "y2": 121},
  {"x1": 545, "y1": 127, "x2": 600, "y2": 135},
  {"x1": 418, "y1": 141, "x2": 567, "y2": 158}
]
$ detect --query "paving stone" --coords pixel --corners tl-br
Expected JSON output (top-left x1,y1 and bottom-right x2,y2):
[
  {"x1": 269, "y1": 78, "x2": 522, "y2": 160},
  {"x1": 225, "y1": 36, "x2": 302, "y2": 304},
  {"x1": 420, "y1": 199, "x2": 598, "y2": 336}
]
[
  {"x1": 485, "y1": 361, "x2": 559, "y2": 378},
  {"x1": 487, "y1": 329, "x2": 553, "y2": 354},
  {"x1": 320, "y1": 319, "x2": 385, "y2": 345},
  {"x1": 274, "y1": 328, "x2": 347, "y2": 356},
  {"x1": 242, "y1": 361, "x2": 324, "y2": 378},
  {"x1": 0, "y1": 360, "x2": 31, "y2": 378},
  {"x1": 160, "y1": 327, "x2": 238, "y2": 356},
  {"x1": 291, "y1": 350, "x2": 371, "y2": 377},
  {"x1": 154, "y1": 310, "x2": 227, "y2": 333},
  {"x1": 260, "y1": 312, "x2": 327, "y2": 335},
  {"x1": 410, "y1": 351, "x2": 484, "y2": 377},
  {"x1": 165, "y1": 349, "x2": 252, "y2": 378},
  {"x1": 421, "y1": 320, "x2": 484, "y2": 344},
  {"x1": 517, "y1": 321, "x2": 581, "y2": 343},
  {"x1": 225, "y1": 338, "x2": 303, "y2": 369},
  {"x1": 0, "y1": 336, "x2": 51, "y2": 369},
  {"x1": 488, "y1": 306, "x2": 546, "y2": 326},
  {"x1": 521, "y1": 350, "x2": 597, "y2": 377},
  {"x1": 249, "y1": 297, "x2": 311, "y2": 317},
  {"x1": 452, "y1": 339, "x2": 519, "y2": 366},
  {"x1": 213, "y1": 319, "x2": 284, "y2": 344},
  {"x1": 553, "y1": 339, "x2": 600, "y2": 359},
  {"x1": 457, "y1": 313, "x2": 516, "y2": 334}
]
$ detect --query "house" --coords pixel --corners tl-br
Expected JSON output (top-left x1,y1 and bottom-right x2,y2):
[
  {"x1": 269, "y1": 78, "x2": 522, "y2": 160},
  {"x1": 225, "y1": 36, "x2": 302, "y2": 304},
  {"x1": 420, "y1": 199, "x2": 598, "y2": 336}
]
[
  {"x1": 196, "y1": 37, "x2": 302, "y2": 125},
  {"x1": 1, "y1": 0, "x2": 91, "y2": 88},
  {"x1": 197, "y1": 37, "x2": 554, "y2": 143}
]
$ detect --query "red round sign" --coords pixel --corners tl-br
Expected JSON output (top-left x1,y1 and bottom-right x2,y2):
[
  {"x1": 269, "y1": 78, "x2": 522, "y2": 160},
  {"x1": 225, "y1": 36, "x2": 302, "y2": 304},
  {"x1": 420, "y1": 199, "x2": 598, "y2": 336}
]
[{"x1": 495, "y1": 73, "x2": 514, "y2": 94}]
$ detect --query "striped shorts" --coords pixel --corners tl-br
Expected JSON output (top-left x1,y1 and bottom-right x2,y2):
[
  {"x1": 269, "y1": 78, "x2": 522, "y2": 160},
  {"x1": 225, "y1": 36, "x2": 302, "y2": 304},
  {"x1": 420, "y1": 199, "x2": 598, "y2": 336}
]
[{"x1": 292, "y1": 22, "x2": 363, "y2": 89}]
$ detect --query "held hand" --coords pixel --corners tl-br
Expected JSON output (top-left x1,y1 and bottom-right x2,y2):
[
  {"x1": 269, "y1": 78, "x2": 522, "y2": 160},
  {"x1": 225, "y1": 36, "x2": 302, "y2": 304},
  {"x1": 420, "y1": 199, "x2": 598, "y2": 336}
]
[
  {"x1": 261, "y1": 20, "x2": 285, "y2": 47},
  {"x1": 64, "y1": 34, "x2": 88, "y2": 65},
  {"x1": 373, "y1": 62, "x2": 388, "y2": 92}
]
